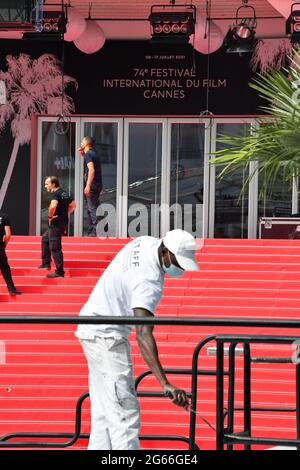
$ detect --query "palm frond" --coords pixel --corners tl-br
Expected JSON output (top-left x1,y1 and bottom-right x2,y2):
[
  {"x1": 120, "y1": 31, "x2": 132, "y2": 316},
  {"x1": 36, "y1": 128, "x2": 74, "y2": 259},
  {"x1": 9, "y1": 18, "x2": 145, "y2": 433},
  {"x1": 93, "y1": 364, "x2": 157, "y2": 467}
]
[
  {"x1": 0, "y1": 53, "x2": 78, "y2": 141},
  {"x1": 211, "y1": 48, "x2": 300, "y2": 196}
]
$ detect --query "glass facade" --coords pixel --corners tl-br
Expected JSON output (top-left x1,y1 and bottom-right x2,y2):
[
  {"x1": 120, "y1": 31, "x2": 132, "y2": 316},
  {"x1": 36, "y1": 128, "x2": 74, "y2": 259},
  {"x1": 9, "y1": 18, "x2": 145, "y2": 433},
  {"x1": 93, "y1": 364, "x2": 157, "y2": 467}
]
[{"x1": 37, "y1": 117, "x2": 295, "y2": 239}]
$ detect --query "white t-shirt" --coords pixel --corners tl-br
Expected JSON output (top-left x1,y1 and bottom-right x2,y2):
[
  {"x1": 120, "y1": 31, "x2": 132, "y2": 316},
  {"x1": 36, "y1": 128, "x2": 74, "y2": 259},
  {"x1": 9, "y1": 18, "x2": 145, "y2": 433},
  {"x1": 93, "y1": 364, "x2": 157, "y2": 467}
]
[{"x1": 75, "y1": 236, "x2": 164, "y2": 339}]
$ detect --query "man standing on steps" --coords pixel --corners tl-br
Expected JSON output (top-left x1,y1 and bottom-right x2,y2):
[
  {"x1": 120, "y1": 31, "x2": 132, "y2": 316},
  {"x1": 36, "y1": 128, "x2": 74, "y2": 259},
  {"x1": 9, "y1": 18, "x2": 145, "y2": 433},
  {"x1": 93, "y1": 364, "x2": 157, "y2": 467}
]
[
  {"x1": 75, "y1": 229, "x2": 200, "y2": 450},
  {"x1": 39, "y1": 176, "x2": 76, "y2": 278},
  {"x1": 0, "y1": 211, "x2": 21, "y2": 295},
  {"x1": 78, "y1": 136, "x2": 102, "y2": 237}
]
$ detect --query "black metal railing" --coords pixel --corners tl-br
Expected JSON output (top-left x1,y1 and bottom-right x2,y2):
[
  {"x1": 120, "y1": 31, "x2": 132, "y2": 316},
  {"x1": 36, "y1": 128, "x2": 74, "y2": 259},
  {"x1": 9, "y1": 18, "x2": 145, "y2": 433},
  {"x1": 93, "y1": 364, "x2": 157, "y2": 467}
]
[
  {"x1": 0, "y1": 316, "x2": 300, "y2": 450},
  {"x1": 214, "y1": 335, "x2": 300, "y2": 450},
  {"x1": 135, "y1": 367, "x2": 222, "y2": 451}
]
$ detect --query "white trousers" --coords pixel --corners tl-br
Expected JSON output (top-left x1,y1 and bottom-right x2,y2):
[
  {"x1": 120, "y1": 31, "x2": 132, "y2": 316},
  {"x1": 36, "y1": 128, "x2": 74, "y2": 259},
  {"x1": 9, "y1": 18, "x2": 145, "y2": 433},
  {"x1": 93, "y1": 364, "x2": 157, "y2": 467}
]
[{"x1": 80, "y1": 336, "x2": 140, "y2": 450}]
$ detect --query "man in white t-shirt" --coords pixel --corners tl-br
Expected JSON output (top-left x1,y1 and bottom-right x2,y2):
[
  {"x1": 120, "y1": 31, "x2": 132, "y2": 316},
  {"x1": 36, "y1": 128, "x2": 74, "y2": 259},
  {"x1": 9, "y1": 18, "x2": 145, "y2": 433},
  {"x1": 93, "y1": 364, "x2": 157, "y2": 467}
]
[{"x1": 76, "y1": 229, "x2": 200, "y2": 450}]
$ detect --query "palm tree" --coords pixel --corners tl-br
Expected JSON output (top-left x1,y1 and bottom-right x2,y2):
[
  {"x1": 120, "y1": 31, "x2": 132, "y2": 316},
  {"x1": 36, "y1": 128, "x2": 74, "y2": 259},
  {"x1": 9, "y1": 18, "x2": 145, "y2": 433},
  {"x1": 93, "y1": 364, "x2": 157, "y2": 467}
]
[
  {"x1": 211, "y1": 48, "x2": 300, "y2": 196},
  {"x1": 0, "y1": 53, "x2": 77, "y2": 208}
]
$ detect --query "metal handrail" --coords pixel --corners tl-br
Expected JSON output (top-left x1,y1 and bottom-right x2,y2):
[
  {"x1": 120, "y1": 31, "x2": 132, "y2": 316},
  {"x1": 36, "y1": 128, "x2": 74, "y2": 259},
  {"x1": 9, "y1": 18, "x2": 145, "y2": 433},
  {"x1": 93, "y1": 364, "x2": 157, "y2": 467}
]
[{"x1": 1, "y1": 316, "x2": 300, "y2": 327}]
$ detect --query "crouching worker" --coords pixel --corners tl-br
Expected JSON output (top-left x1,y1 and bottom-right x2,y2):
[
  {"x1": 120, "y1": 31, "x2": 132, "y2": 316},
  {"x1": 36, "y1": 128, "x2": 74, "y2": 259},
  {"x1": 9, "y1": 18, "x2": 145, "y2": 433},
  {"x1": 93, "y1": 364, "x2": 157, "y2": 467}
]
[{"x1": 75, "y1": 229, "x2": 200, "y2": 450}]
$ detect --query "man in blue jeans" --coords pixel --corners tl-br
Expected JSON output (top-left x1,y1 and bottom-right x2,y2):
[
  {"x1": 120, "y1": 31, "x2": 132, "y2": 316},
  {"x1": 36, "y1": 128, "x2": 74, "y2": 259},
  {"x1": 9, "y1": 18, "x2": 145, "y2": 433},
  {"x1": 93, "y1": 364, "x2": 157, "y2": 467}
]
[{"x1": 79, "y1": 136, "x2": 103, "y2": 237}]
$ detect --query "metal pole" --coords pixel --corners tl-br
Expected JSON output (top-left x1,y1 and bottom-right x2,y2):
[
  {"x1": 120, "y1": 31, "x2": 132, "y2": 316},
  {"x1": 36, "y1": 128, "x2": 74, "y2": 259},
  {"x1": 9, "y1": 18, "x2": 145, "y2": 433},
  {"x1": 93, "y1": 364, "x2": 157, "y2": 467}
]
[
  {"x1": 189, "y1": 335, "x2": 216, "y2": 450},
  {"x1": 216, "y1": 339, "x2": 224, "y2": 450},
  {"x1": 227, "y1": 342, "x2": 238, "y2": 450},
  {"x1": 296, "y1": 362, "x2": 300, "y2": 450},
  {"x1": 243, "y1": 343, "x2": 252, "y2": 450}
]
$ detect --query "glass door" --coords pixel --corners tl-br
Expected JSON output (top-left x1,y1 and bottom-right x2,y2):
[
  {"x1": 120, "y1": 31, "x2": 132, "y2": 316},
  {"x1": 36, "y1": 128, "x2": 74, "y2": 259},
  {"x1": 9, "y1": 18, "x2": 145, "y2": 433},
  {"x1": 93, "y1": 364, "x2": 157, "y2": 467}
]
[
  {"x1": 36, "y1": 118, "x2": 80, "y2": 235},
  {"x1": 123, "y1": 119, "x2": 165, "y2": 237},
  {"x1": 36, "y1": 117, "x2": 122, "y2": 237},
  {"x1": 80, "y1": 119, "x2": 123, "y2": 237},
  {"x1": 212, "y1": 122, "x2": 251, "y2": 238},
  {"x1": 168, "y1": 121, "x2": 206, "y2": 237}
]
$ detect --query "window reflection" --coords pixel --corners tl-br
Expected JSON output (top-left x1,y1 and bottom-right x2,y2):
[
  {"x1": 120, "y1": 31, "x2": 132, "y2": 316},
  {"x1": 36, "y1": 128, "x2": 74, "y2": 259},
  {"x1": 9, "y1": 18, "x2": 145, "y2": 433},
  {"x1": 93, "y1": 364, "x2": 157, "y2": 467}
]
[
  {"x1": 127, "y1": 123, "x2": 162, "y2": 237},
  {"x1": 215, "y1": 124, "x2": 249, "y2": 238},
  {"x1": 170, "y1": 124, "x2": 204, "y2": 237},
  {"x1": 41, "y1": 122, "x2": 75, "y2": 235},
  {"x1": 83, "y1": 123, "x2": 118, "y2": 237},
  {"x1": 258, "y1": 169, "x2": 292, "y2": 219}
]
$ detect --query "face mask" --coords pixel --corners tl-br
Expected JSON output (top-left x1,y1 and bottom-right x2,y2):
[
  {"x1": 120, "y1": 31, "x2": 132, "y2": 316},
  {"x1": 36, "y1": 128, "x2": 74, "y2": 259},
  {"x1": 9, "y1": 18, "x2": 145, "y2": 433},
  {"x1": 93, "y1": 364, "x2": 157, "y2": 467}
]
[{"x1": 162, "y1": 252, "x2": 184, "y2": 277}]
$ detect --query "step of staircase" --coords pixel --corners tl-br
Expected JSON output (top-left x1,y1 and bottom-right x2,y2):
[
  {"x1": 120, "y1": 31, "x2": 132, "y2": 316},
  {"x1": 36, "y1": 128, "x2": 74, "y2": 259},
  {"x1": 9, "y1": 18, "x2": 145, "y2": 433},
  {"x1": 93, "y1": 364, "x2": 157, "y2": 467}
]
[{"x1": 0, "y1": 236, "x2": 299, "y2": 450}]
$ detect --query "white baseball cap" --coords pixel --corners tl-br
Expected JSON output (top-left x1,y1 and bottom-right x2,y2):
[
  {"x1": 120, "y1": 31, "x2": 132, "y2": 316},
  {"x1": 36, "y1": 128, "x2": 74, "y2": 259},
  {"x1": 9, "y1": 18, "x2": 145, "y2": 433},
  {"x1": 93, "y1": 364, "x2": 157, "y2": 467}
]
[{"x1": 162, "y1": 229, "x2": 200, "y2": 271}]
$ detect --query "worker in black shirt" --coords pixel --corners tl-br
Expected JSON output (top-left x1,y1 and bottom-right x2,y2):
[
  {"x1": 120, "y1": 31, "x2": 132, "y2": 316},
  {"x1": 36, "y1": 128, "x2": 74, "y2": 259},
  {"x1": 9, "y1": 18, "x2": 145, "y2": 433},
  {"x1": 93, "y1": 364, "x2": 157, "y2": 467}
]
[
  {"x1": 0, "y1": 211, "x2": 21, "y2": 295},
  {"x1": 78, "y1": 136, "x2": 102, "y2": 237},
  {"x1": 39, "y1": 176, "x2": 76, "y2": 278}
]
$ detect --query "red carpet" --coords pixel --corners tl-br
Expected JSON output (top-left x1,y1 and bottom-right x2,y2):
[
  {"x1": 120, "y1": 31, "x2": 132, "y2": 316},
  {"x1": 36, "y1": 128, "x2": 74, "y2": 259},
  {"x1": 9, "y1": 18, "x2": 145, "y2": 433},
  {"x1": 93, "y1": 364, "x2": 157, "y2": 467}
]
[{"x1": 0, "y1": 236, "x2": 299, "y2": 450}]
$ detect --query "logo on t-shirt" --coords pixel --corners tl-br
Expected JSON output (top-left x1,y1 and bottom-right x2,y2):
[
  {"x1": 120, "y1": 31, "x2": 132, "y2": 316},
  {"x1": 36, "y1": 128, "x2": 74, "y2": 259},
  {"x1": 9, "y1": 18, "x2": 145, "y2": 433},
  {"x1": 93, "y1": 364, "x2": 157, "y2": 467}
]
[{"x1": 130, "y1": 239, "x2": 142, "y2": 268}]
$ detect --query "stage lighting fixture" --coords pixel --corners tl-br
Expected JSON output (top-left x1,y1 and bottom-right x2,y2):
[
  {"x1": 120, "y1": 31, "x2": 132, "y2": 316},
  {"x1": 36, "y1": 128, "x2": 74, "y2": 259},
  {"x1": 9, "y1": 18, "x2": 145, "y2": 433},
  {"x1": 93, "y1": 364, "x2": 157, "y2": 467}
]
[
  {"x1": 23, "y1": 3, "x2": 66, "y2": 40},
  {"x1": 225, "y1": 1, "x2": 257, "y2": 54},
  {"x1": 149, "y1": 4, "x2": 195, "y2": 43},
  {"x1": 37, "y1": 9, "x2": 66, "y2": 34},
  {"x1": 286, "y1": 3, "x2": 300, "y2": 44}
]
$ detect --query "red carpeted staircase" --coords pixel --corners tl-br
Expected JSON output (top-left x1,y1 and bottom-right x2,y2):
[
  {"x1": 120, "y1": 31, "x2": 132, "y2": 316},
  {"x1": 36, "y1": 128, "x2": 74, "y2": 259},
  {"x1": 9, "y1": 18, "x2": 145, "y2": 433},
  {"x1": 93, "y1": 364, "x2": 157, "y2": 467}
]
[{"x1": 0, "y1": 236, "x2": 299, "y2": 450}]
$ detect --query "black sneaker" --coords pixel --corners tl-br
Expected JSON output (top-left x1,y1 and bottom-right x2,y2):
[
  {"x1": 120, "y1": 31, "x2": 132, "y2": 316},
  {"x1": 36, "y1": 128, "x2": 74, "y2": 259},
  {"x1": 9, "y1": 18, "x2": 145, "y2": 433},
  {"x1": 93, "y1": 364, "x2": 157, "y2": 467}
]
[
  {"x1": 46, "y1": 272, "x2": 64, "y2": 278},
  {"x1": 8, "y1": 289, "x2": 22, "y2": 295},
  {"x1": 38, "y1": 263, "x2": 51, "y2": 269}
]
